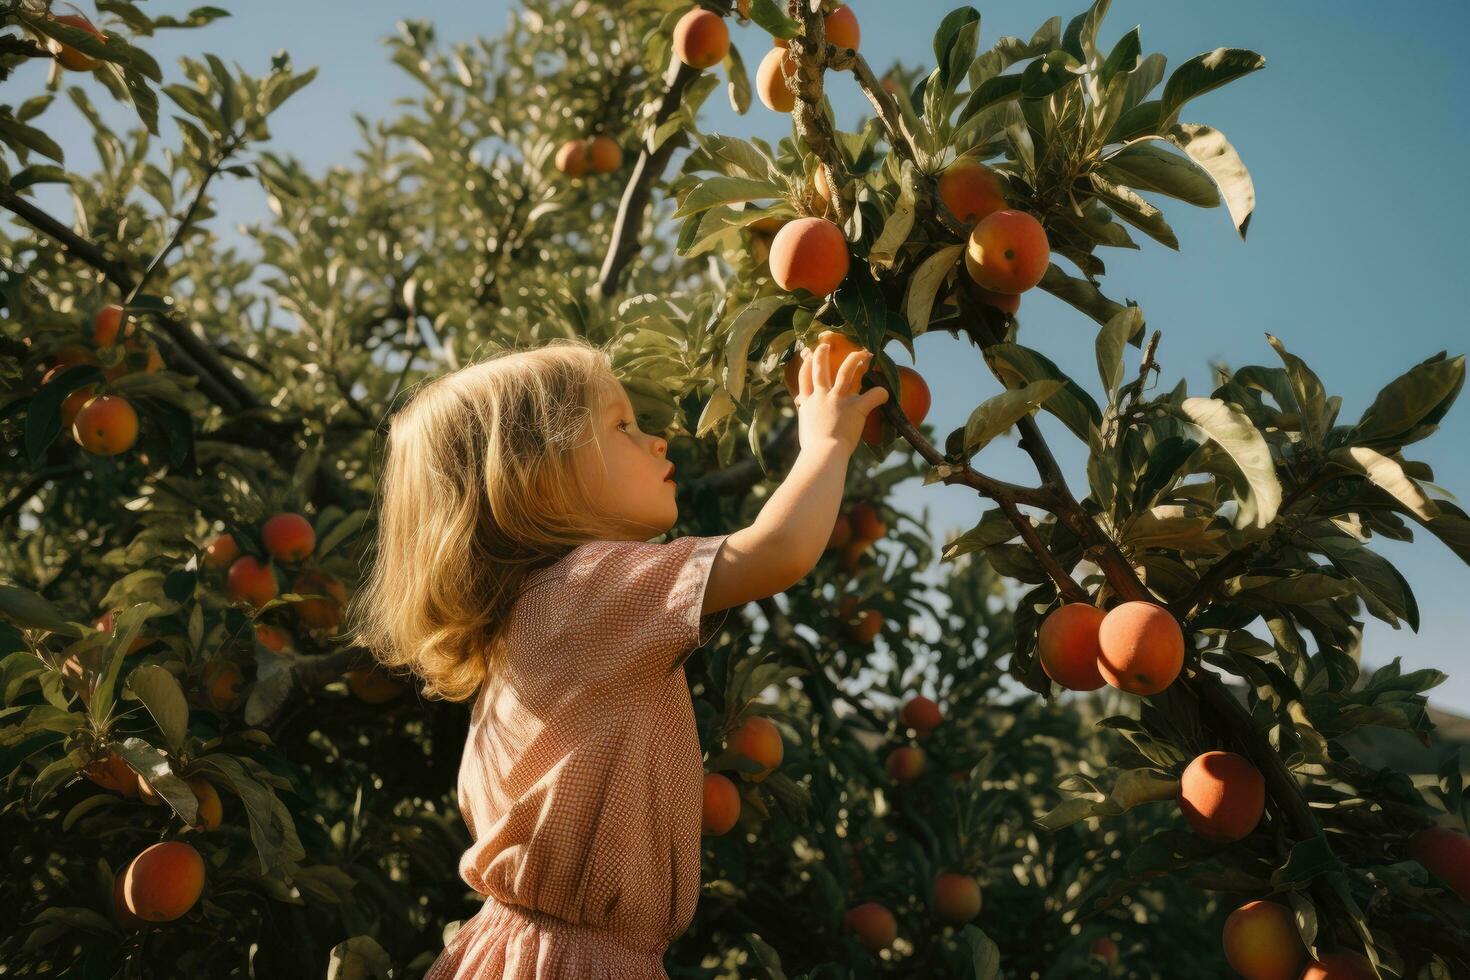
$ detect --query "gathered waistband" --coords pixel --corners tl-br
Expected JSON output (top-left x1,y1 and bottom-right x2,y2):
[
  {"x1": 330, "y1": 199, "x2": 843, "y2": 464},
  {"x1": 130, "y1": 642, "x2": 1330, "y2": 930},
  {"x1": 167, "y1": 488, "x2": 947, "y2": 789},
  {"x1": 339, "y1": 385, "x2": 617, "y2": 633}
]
[{"x1": 472, "y1": 894, "x2": 668, "y2": 959}]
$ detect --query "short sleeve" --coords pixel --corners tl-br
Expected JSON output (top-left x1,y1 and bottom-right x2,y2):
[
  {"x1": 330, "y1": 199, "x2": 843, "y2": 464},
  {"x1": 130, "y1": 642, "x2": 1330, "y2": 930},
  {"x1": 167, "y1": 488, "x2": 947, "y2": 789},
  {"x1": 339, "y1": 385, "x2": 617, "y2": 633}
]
[{"x1": 558, "y1": 534, "x2": 731, "y2": 690}]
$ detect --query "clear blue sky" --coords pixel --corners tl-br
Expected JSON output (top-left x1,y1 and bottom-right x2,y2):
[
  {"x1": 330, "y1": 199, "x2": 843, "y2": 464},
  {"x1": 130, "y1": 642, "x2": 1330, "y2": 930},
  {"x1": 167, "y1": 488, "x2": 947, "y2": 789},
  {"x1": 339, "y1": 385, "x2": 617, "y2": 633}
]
[{"x1": 23, "y1": 2, "x2": 1470, "y2": 711}]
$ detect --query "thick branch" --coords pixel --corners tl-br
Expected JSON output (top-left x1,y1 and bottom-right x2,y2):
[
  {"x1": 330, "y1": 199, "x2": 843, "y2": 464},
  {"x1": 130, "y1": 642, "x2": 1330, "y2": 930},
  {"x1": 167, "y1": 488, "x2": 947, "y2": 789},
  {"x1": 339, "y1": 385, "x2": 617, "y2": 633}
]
[
  {"x1": 594, "y1": 56, "x2": 699, "y2": 298},
  {"x1": 0, "y1": 184, "x2": 138, "y2": 286}
]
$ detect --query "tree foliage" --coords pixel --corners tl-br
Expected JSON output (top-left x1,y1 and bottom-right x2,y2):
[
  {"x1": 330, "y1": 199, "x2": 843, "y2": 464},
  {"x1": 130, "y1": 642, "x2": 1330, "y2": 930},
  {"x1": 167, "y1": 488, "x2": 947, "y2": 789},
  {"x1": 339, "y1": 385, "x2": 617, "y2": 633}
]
[{"x1": 2, "y1": 1, "x2": 1468, "y2": 977}]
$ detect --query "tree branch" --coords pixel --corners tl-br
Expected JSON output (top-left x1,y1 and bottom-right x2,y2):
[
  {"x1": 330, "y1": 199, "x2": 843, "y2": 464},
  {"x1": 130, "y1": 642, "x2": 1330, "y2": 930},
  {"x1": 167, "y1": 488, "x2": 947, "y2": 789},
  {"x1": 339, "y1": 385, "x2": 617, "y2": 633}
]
[{"x1": 593, "y1": 55, "x2": 699, "y2": 298}]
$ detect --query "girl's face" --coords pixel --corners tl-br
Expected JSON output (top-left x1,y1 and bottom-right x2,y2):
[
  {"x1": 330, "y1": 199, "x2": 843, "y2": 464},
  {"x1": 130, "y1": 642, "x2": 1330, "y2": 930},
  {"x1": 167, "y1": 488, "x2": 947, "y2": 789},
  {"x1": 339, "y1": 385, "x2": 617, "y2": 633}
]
[{"x1": 583, "y1": 381, "x2": 678, "y2": 538}]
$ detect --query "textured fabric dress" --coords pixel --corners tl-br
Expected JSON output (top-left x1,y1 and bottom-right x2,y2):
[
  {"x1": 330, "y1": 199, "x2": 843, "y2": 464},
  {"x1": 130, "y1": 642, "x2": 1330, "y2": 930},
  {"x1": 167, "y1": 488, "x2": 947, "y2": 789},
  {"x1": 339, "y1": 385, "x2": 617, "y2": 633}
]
[{"x1": 425, "y1": 533, "x2": 732, "y2": 980}]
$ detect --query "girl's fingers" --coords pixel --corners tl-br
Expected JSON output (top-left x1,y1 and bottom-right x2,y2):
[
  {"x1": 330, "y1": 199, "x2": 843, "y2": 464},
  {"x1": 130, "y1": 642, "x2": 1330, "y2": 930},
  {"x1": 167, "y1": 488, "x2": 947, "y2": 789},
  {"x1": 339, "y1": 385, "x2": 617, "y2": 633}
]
[
  {"x1": 798, "y1": 347, "x2": 814, "y2": 401},
  {"x1": 833, "y1": 350, "x2": 871, "y2": 396},
  {"x1": 812, "y1": 342, "x2": 833, "y2": 392}
]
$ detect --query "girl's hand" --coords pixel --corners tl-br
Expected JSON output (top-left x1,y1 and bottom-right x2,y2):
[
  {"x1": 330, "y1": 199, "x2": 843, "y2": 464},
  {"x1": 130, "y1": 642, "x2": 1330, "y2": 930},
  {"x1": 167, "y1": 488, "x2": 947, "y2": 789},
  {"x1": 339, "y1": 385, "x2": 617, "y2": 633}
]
[{"x1": 792, "y1": 341, "x2": 890, "y2": 455}]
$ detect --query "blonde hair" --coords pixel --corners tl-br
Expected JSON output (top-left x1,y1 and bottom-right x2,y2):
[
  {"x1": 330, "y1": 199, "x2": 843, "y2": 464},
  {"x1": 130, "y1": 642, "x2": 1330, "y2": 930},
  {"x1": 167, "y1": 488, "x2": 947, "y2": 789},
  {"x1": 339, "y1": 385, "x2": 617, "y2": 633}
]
[{"x1": 345, "y1": 337, "x2": 643, "y2": 704}]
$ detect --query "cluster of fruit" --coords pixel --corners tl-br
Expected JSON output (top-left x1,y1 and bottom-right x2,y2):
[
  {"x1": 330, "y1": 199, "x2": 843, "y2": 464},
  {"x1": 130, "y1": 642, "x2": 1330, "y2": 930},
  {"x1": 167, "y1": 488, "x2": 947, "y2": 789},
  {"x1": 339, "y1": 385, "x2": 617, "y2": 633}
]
[{"x1": 42, "y1": 304, "x2": 164, "y2": 456}]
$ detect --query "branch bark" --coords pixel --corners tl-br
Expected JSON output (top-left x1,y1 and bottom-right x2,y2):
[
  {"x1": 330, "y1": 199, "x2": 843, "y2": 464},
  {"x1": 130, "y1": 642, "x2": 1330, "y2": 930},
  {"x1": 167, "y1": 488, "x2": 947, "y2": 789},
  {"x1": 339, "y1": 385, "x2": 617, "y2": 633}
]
[{"x1": 593, "y1": 55, "x2": 699, "y2": 298}]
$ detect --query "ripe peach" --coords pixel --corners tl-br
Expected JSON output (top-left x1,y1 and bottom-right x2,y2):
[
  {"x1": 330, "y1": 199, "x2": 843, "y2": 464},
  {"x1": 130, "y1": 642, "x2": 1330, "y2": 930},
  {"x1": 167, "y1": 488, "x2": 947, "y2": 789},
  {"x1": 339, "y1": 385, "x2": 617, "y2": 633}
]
[
  {"x1": 587, "y1": 136, "x2": 622, "y2": 173},
  {"x1": 843, "y1": 902, "x2": 897, "y2": 952},
  {"x1": 937, "y1": 158, "x2": 1007, "y2": 225},
  {"x1": 1179, "y1": 751, "x2": 1264, "y2": 843},
  {"x1": 49, "y1": 13, "x2": 105, "y2": 72},
  {"x1": 84, "y1": 752, "x2": 139, "y2": 797},
  {"x1": 848, "y1": 501, "x2": 886, "y2": 541},
  {"x1": 187, "y1": 776, "x2": 222, "y2": 830},
  {"x1": 976, "y1": 286, "x2": 1021, "y2": 314},
  {"x1": 826, "y1": 512, "x2": 853, "y2": 551},
  {"x1": 824, "y1": 5, "x2": 860, "y2": 50},
  {"x1": 292, "y1": 571, "x2": 346, "y2": 631},
  {"x1": 111, "y1": 872, "x2": 144, "y2": 928},
  {"x1": 136, "y1": 771, "x2": 164, "y2": 806},
  {"x1": 783, "y1": 355, "x2": 803, "y2": 399},
  {"x1": 91, "y1": 304, "x2": 131, "y2": 347},
  {"x1": 261, "y1": 512, "x2": 315, "y2": 564},
  {"x1": 932, "y1": 872, "x2": 980, "y2": 923},
  {"x1": 1090, "y1": 937, "x2": 1119, "y2": 966},
  {"x1": 899, "y1": 695, "x2": 942, "y2": 738},
  {"x1": 1301, "y1": 952, "x2": 1376, "y2": 980},
  {"x1": 345, "y1": 667, "x2": 406, "y2": 704},
  {"x1": 756, "y1": 46, "x2": 797, "y2": 112},
  {"x1": 861, "y1": 365, "x2": 930, "y2": 444},
  {"x1": 1409, "y1": 826, "x2": 1470, "y2": 902},
  {"x1": 1221, "y1": 900, "x2": 1307, "y2": 980},
  {"x1": 41, "y1": 365, "x2": 96, "y2": 431},
  {"x1": 143, "y1": 343, "x2": 164, "y2": 373},
  {"x1": 840, "y1": 536, "x2": 872, "y2": 574},
  {"x1": 72, "y1": 394, "x2": 138, "y2": 455},
  {"x1": 120, "y1": 841, "x2": 205, "y2": 922},
  {"x1": 255, "y1": 624, "x2": 292, "y2": 652},
  {"x1": 885, "y1": 745, "x2": 924, "y2": 782},
  {"x1": 201, "y1": 660, "x2": 243, "y2": 712},
  {"x1": 1097, "y1": 601, "x2": 1184, "y2": 696},
  {"x1": 839, "y1": 594, "x2": 882, "y2": 644},
  {"x1": 702, "y1": 772, "x2": 740, "y2": 835},
  {"x1": 812, "y1": 329, "x2": 868, "y2": 395},
  {"x1": 554, "y1": 139, "x2": 590, "y2": 177},
  {"x1": 1036, "y1": 603, "x2": 1107, "y2": 692},
  {"x1": 225, "y1": 556, "x2": 277, "y2": 608},
  {"x1": 728, "y1": 715, "x2": 783, "y2": 782},
  {"x1": 770, "y1": 217, "x2": 849, "y2": 296},
  {"x1": 203, "y1": 533, "x2": 239, "y2": 569},
  {"x1": 673, "y1": 8, "x2": 729, "y2": 69},
  {"x1": 964, "y1": 209, "x2": 1051, "y2": 294}
]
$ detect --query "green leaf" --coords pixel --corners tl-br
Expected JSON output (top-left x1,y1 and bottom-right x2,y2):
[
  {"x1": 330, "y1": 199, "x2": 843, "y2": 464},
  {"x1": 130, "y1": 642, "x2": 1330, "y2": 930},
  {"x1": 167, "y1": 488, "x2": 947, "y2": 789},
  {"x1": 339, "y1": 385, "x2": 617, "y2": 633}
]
[
  {"x1": 749, "y1": 0, "x2": 799, "y2": 39},
  {"x1": 1100, "y1": 27, "x2": 1141, "y2": 88},
  {"x1": 934, "y1": 8, "x2": 981, "y2": 94},
  {"x1": 263, "y1": 68, "x2": 317, "y2": 116},
  {"x1": 963, "y1": 381, "x2": 1064, "y2": 454},
  {"x1": 1263, "y1": 334, "x2": 1328, "y2": 446},
  {"x1": 672, "y1": 176, "x2": 783, "y2": 218},
  {"x1": 1163, "y1": 123, "x2": 1255, "y2": 240},
  {"x1": 1355, "y1": 354, "x2": 1466, "y2": 447},
  {"x1": 1036, "y1": 768, "x2": 1179, "y2": 830},
  {"x1": 1159, "y1": 48, "x2": 1266, "y2": 127},
  {"x1": 903, "y1": 244, "x2": 963, "y2": 334},
  {"x1": 0, "y1": 117, "x2": 65, "y2": 163},
  {"x1": 1037, "y1": 263, "x2": 1127, "y2": 327},
  {"x1": 987, "y1": 342, "x2": 1103, "y2": 442},
  {"x1": 1107, "y1": 99, "x2": 1161, "y2": 143},
  {"x1": 1020, "y1": 50, "x2": 1081, "y2": 100},
  {"x1": 1096, "y1": 305, "x2": 1143, "y2": 400},
  {"x1": 1330, "y1": 447, "x2": 1439, "y2": 521},
  {"x1": 869, "y1": 162, "x2": 917, "y2": 267},
  {"x1": 723, "y1": 297, "x2": 790, "y2": 402},
  {"x1": 0, "y1": 586, "x2": 79, "y2": 635},
  {"x1": 941, "y1": 510, "x2": 1018, "y2": 560},
  {"x1": 1097, "y1": 141, "x2": 1219, "y2": 207},
  {"x1": 1173, "y1": 397, "x2": 1282, "y2": 529},
  {"x1": 1269, "y1": 835, "x2": 1344, "y2": 891},
  {"x1": 725, "y1": 43, "x2": 750, "y2": 115},
  {"x1": 123, "y1": 665, "x2": 190, "y2": 754},
  {"x1": 1090, "y1": 173, "x2": 1178, "y2": 249},
  {"x1": 961, "y1": 926, "x2": 1001, "y2": 980}
]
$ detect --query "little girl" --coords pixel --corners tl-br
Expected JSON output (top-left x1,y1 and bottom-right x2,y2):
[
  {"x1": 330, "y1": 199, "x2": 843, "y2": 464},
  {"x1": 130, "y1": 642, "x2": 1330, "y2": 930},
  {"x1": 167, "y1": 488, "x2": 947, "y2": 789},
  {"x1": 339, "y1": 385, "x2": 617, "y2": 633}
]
[{"x1": 348, "y1": 335, "x2": 887, "y2": 979}]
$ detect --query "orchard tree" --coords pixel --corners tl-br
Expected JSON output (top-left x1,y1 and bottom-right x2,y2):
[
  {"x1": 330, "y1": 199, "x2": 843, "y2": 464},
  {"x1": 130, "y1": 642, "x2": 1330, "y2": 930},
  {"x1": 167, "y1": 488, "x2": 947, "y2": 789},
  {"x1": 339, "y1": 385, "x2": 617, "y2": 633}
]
[{"x1": 2, "y1": 1, "x2": 1468, "y2": 979}]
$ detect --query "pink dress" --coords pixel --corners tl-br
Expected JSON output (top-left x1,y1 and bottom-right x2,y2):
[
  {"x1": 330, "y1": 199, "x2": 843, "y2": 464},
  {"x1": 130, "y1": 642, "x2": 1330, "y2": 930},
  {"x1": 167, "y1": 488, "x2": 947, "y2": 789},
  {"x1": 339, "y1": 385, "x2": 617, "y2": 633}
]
[{"x1": 425, "y1": 534, "x2": 732, "y2": 980}]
